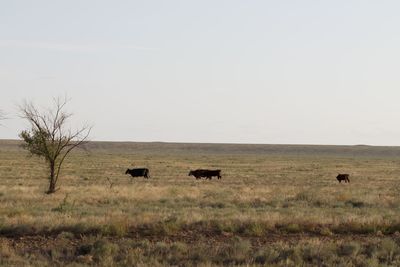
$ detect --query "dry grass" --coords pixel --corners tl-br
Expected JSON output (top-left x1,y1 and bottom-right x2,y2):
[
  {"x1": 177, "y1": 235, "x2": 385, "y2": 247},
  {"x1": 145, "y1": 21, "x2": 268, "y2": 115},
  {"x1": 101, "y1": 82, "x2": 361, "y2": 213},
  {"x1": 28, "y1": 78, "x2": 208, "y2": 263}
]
[{"x1": 0, "y1": 140, "x2": 400, "y2": 265}]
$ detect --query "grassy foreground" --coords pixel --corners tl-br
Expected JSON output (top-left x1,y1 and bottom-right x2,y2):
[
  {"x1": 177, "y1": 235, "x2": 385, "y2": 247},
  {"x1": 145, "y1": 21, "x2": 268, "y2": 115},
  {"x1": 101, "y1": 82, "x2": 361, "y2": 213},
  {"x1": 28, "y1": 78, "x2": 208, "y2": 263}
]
[{"x1": 1, "y1": 140, "x2": 400, "y2": 266}]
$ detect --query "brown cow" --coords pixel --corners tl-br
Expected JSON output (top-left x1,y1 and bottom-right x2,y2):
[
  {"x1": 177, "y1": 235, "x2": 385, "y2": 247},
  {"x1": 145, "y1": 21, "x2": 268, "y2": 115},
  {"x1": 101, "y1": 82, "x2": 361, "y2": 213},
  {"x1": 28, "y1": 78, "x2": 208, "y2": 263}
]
[
  {"x1": 336, "y1": 174, "x2": 350, "y2": 183},
  {"x1": 189, "y1": 169, "x2": 222, "y2": 180}
]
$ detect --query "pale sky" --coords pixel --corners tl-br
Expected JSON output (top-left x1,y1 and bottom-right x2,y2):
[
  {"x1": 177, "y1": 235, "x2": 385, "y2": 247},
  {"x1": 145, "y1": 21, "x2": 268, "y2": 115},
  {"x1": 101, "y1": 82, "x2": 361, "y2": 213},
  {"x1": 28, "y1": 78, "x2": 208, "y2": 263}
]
[{"x1": 1, "y1": 1, "x2": 400, "y2": 145}]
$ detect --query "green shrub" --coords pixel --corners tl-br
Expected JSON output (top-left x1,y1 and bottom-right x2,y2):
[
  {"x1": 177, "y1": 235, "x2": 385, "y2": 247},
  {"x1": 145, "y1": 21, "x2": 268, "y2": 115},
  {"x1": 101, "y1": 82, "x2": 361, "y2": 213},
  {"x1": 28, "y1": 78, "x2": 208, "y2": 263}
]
[
  {"x1": 337, "y1": 242, "x2": 360, "y2": 257},
  {"x1": 218, "y1": 237, "x2": 252, "y2": 264},
  {"x1": 319, "y1": 227, "x2": 333, "y2": 236},
  {"x1": 188, "y1": 243, "x2": 209, "y2": 263},
  {"x1": 278, "y1": 246, "x2": 303, "y2": 265},
  {"x1": 285, "y1": 223, "x2": 302, "y2": 234},
  {"x1": 92, "y1": 238, "x2": 119, "y2": 263},
  {"x1": 243, "y1": 222, "x2": 265, "y2": 236},
  {"x1": 254, "y1": 247, "x2": 279, "y2": 265},
  {"x1": 163, "y1": 217, "x2": 181, "y2": 235},
  {"x1": 57, "y1": 231, "x2": 75, "y2": 239},
  {"x1": 377, "y1": 238, "x2": 400, "y2": 263},
  {"x1": 102, "y1": 220, "x2": 128, "y2": 237}
]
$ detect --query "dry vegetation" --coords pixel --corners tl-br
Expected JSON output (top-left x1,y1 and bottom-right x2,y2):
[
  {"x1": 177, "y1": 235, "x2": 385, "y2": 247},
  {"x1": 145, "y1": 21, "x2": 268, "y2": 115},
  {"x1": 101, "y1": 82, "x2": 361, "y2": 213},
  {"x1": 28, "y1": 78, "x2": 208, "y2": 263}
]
[{"x1": 1, "y1": 140, "x2": 400, "y2": 266}]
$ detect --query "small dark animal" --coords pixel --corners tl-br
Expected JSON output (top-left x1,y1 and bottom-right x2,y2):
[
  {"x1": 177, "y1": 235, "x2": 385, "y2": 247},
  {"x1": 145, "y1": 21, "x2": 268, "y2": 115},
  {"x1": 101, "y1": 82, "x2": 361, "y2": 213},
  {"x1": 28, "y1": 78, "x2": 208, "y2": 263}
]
[
  {"x1": 125, "y1": 168, "x2": 150, "y2": 179},
  {"x1": 336, "y1": 174, "x2": 350, "y2": 183},
  {"x1": 189, "y1": 169, "x2": 222, "y2": 180}
]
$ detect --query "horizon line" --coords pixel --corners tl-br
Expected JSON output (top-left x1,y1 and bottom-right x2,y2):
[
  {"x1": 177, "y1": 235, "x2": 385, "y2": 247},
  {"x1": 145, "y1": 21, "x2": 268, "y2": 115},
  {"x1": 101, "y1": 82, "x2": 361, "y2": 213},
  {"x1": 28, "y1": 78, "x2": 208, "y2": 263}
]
[{"x1": 0, "y1": 138, "x2": 391, "y2": 148}]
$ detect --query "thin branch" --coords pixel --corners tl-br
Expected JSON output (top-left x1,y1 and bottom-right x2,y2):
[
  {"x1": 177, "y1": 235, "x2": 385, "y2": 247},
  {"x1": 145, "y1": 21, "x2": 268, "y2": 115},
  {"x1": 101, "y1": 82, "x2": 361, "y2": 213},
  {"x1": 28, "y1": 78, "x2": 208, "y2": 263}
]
[{"x1": 54, "y1": 126, "x2": 92, "y2": 185}]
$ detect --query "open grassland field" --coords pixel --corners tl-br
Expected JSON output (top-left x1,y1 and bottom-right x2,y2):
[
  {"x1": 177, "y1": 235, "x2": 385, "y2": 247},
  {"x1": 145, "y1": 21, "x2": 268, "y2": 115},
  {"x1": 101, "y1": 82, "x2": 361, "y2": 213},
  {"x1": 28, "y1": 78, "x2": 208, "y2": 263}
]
[{"x1": 1, "y1": 140, "x2": 400, "y2": 266}]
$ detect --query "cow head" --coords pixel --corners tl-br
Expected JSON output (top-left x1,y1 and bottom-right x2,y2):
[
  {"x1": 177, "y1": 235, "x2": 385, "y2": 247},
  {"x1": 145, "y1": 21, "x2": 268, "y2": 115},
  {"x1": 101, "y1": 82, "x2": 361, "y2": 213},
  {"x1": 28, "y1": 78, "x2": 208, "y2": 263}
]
[
  {"x1": 188, "y1": 171, "x2": 193, "y2": 176},
  {"x1": 125, "y1": 169, "x2": 130, "y2": 174},
  {"x1": 336, "y1": 174, "x2": 347, "y2": 179}
]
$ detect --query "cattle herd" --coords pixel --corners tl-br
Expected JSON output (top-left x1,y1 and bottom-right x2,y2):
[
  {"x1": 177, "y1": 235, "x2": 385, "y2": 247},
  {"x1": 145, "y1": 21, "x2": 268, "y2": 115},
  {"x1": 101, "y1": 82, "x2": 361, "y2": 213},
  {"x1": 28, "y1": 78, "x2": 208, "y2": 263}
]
[
  {"x1": 125, "y1": 168, "x2": 222, "y2": 180},
  {"x1": 125, "y1": 167, "x2": 350, "y2": 183}
]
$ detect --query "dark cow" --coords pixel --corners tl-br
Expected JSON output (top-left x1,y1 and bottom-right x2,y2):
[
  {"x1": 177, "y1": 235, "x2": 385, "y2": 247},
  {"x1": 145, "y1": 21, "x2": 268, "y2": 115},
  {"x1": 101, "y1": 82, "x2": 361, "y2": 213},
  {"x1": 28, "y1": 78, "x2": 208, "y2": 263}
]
[
  {"x1": 189, "y1": 169, "x2": 222, "y2": 180},
  {"x1": 336, "y1": 173, "x2": 350, "y2": 183},
  {"x1": 188, "y1": 170, "x2": 202, "y2": 180},
  {"x1": 125, "y1": 168, "x2": 150, "y2": 179},
  {"x1": 188, "y1": 169, "x2": 204, "y2": 180}
]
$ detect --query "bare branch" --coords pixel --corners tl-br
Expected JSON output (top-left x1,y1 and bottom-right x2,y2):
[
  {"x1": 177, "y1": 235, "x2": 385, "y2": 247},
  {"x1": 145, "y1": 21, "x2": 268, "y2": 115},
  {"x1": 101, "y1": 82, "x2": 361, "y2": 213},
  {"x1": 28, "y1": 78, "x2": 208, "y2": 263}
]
[{"x1": 54, "y1": 125, "x2": 92, "y2": 185}]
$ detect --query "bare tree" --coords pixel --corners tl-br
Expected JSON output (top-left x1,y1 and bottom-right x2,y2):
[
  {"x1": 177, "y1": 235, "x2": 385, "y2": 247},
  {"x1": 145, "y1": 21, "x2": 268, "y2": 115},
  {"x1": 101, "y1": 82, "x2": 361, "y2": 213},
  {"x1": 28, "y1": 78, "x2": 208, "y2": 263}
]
[{"x1": 19, "y1": 97, "x2": 91, "y2": 194}]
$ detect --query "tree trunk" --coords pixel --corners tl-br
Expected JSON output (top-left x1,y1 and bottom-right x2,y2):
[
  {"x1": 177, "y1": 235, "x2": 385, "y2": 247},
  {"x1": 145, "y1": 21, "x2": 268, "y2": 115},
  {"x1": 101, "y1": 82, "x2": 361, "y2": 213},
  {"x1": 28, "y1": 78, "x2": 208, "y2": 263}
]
[{"x1": 47, "y1": 162, "x2": 57, "y2": 194}]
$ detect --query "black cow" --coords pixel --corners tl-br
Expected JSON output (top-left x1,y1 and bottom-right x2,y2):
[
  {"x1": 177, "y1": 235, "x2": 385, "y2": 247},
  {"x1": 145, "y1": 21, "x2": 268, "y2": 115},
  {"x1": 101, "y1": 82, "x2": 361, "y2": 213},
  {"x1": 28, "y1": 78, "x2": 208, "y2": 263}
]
[
  {"x1": 189, "y1": 169, "x2": 222, "y2": 180},
  {"x1": 336, "y1": 174, "x2": 350, "y2": 183},
  {"x1": 125, "y1": 168, "x2": 150, "y2": 179}
]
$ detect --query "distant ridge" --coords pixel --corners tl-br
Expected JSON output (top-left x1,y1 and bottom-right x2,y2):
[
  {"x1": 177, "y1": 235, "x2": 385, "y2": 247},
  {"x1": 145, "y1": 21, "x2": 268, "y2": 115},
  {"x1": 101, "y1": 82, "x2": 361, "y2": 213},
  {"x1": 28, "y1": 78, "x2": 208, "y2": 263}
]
[{"x1": 1, "y1": 139, "x2": 400, "y2": 158}]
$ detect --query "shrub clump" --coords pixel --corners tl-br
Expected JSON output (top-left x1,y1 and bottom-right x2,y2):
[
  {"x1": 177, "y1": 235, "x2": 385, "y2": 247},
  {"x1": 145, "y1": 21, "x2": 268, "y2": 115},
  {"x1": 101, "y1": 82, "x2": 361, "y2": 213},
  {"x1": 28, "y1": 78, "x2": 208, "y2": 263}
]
[
  {"x1": 337, "y1": 242, "x2": 360, "y2": 257},
  {"x1": 217, "y1": 237, "x2": 252, "y2": 264}
]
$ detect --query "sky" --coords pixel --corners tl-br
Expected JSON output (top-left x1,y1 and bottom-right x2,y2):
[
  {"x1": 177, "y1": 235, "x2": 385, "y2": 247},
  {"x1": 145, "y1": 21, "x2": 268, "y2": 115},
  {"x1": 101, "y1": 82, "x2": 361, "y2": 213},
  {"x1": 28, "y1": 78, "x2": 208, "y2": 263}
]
[{"x1": 1, "y1": 1, "x2": 400, "y2": 145}]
